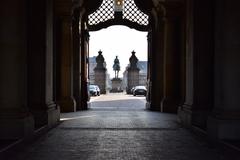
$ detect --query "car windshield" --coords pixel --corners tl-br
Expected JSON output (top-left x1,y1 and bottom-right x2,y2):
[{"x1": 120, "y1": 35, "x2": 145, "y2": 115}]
[
  {"x1": 135, "y1": 86, "x2": 146, "y2": 90},
  {"x1": 89, "y1": 85, "x2": 96, "y2": 89}
]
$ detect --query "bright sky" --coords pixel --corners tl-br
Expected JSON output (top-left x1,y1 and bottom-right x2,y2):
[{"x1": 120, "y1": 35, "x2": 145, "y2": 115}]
[{"x1": 89, "y1": 25, "x2": 148, "y2": 78}]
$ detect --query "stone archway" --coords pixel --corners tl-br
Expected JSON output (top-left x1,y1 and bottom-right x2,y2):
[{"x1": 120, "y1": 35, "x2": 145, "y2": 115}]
[
  {"x1": 1, "y1": 0, "x2": 240, "y2": 144},
  {"x1": 77, "y1": 0, "x2": 185, "y2": 112},
  {"x1": 53, "y1": 0, "x2": 185, "y2": 113}
]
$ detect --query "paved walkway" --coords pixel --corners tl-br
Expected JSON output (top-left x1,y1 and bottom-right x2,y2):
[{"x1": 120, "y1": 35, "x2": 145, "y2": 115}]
[{"x1": 3, "y1": 93, "x2": 239, "y2": 159}]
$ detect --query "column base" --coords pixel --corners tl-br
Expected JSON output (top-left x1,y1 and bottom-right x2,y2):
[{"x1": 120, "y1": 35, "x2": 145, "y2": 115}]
[
  {"x1": 178, "y1": 105, "x2": 192, "y2": 127},
  {"x1": 75, "y1": 99, "x2": 82, "y2": 111},
  {"x1": 0, "y1": 114, "x2": 34, "y2": 140},
  {"x1": 207, "y1": 116, "x2": 240, "y2": 140},
  {"x1": 77, "y1": 101, "x2": 89, "y2": 111},
  {"x1": 145, "y1": 102, "x2": 161, "y2": 111},
  {"x1": 87, "y1": 101, "x2": 91, "y2": 109},
  {"x1": 80, "y1": 100, "x2": 89, "y2": 110},
  {"x1": 30, "y1": 102, "x2": 60, "y2": 128},
  {"x1": 58, "y1": 97, "x2": 76, "y2": 112},
  {"x1": 178, "y1": 104, "x2": 210, "y2": 129},
  {"x1": 47, "y1": 104, "x2": 60, "y2": 128},
  {"x1": 161, "y1": 98, "x2": 178, "y2": 113}
]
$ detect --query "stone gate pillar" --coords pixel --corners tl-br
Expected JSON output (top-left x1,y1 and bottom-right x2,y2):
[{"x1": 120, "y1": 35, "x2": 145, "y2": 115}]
[
  {"x1": 127, "y1": 51, "x2": 140, "y2": 94},
  {"x1": 94, "y1": 51, "x2": 107, "y2": 94}
]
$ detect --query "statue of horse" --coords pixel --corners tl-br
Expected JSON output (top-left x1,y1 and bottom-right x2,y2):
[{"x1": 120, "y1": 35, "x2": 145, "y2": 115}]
[{"x1": 113, "y1": 56, "x2": 120, "y2": 78}]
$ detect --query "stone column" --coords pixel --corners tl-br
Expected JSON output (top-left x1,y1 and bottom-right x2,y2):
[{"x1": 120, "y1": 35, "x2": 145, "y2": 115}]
[
  {"x1": 207, "y1": 0, "x2": 240, "y2": 140},
  {"x1": 178, "y1": 0, "x2": 214, "y2": 129},
  {"x1": 80, "y1": 27, "x2": 90, "y2": 110},
  {"x1": 146, "y1": 8, "x2": 165, "y2": 111},
  {"x1": 0, "y1": 1, "x2": 34, "y2": 139},
  {"x1": 161, "y1": 5, "x2": 183, "y2": 113},
  {"x1": 72, "y1": 8, "x2": 82, "y2": 110},
  {"x1": 146, "y1": 32, "x2": 152, "y2": 102},
  {"x1": 57, "y1": 16, "x2": 76, "y2": 112},
  {"x1": 27, "y1": 0, "x2": 60, "y2": 128}
]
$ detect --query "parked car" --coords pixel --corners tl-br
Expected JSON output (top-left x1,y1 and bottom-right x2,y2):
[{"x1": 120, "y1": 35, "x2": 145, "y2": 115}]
[
  {"x1": 95, "y1": 85, "x2": 100, "y2": 96},
  {"x1": 133, "y1": 85, "x2": 147, "y2": 96},
  {"x1": 130, "y1": 86, "x2": 135, "y2": 94},
  {"x1": 89, "y1": 85, "x2": 100, "y2": 96}
]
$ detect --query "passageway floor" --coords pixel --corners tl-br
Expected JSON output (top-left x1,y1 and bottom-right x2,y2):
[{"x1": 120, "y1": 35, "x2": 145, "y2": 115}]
[{"x1": 2, "y1": 94, "x2": 239, "y2": 160}]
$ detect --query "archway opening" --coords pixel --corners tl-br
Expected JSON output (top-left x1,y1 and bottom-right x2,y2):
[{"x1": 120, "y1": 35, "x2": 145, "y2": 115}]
[
  {"x1": 82, "y1": 0, "x2": 151, "y2": 111},
  {"x1": 88, "y1": 25, "x2": 148, "y2": 111}
]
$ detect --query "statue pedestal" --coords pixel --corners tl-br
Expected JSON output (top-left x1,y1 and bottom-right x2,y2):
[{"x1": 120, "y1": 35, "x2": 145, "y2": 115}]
[
  {"x1": 127, "y1": 68, "x2": 140, "y2": 94},
  {"x1": 94, "y1": 68, "x2": 106, "y2": 94},
  {"x1": 111, "y1": 78, "x2": 122, "y2": 93}
]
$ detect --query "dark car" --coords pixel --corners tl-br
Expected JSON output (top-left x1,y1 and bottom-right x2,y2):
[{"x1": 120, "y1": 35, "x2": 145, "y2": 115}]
[
  {"x1": 89, "y1": 85, "x2": 100, "y2": 96},
  {"x1": 133, "y1": 86, "x2": 147, "y2": 96}
]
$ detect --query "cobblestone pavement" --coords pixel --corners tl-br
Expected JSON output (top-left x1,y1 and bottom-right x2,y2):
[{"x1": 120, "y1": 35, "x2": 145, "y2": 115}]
[{"x1": 3, "y1": 93, "x2": 239, "y2": 160}]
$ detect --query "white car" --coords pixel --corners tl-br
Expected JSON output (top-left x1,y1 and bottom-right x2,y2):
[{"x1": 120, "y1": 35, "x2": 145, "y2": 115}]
[
  {"x1": 89, "y1": 85, "x2": 100, "y2": 96},
  {"x1": 133, "y1": 86, "x2": 147, "y2": 96}
]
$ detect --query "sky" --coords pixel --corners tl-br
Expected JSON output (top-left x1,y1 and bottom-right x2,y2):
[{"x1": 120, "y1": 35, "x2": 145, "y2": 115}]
[{"x1": 89, "y1": 25, "x2": 148, "y2": 78}]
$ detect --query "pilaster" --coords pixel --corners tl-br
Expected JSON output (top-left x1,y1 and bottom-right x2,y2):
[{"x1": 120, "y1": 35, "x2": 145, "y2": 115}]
[
  {"x1": 161, "y1": 4, "x2": 183, "y2": 113},
  {"x1": 58, "y1": 16, "x2": 76, "y2": 112},
  {"x1": 72, "y1": 8, "x2": 82, "y2": 110},
  {"x1": 0, "y1": 0, "x2": 34, "y2": 139},
  {"x1": 27, "y1": 0, "x2": 60, "y2": 128},
  {"x1": 207, "y1": 0, "x2": 240, "y2": 140},
  {"x1": 146, "y1": 7, "x2": 164, "y2": 111},
  {"x1": 0, "y1": 109, "x2": 34, "y2": 139},
  {"x1": 178, "y1": 0, "x2": 214, "y2": 129},
  {"x1": 207, "y1": 110, "x2": 240, "y2": 140},
  {"x1": 80, "y1": 24, "x2": 90, "y2": 110}
]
